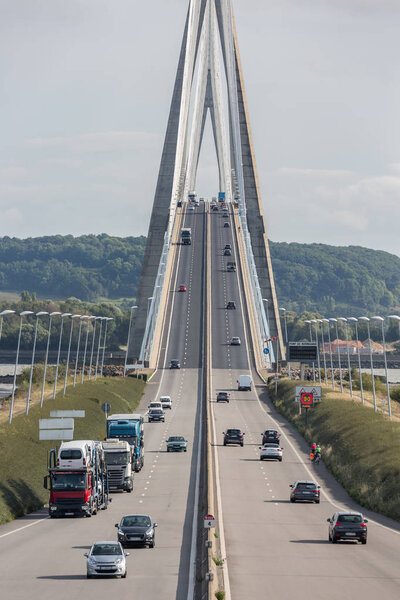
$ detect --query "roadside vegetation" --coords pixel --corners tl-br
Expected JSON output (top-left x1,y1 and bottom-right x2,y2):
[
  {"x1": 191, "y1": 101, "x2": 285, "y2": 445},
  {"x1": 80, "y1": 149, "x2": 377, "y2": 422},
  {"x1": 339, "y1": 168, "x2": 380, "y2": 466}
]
[
  {"x1": 0, "y1": 377, "x2": 145, "y2": 525},
  {"x1": 268, "y1": 379, "x2": 400, "y2": 521}
]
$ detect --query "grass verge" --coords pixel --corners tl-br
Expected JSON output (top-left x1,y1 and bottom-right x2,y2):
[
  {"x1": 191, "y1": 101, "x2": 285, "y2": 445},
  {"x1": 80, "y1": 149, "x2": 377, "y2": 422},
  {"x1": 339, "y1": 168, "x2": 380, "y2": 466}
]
[
  {"x1": 0, "y1": 377, "x2": 145, "y2": 525},
  {"x1": 268, "y1": 379, "x2": 400, "y2": 521}
]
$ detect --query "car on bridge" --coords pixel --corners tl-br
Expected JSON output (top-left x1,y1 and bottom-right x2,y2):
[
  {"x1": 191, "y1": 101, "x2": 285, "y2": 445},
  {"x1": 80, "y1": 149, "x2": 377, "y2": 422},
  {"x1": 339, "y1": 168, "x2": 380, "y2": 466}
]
[
  {"x1": 169, "y1": 359, "x2": 181, "y2": 369},
  {"x1": 148, "y1": 408, "x2": 165, "y2": 423},
  {"x1": 85, "y1": 541, "x2": 129, "y2": 578},
  {"x1": 224, "y1": 248, "x2": 232, "y2": 256},
  {"x1": 261, "y1": 429, "x2": 280, "y2": 445},
  {"x1": 226, "y1": 301, "x2": 236, "y2": 310},
  {"x1": 178, "y1": 284, "x2": 187, "y2": 292},
  {"x1": 289, "y1": 480, "x2": 320, "y2": 503},
  {"x1": 327, "y1": 512, "x2": 368, "y2": 544},
  {"x1": 224, "y1": 243, "x2": 231, "y2": 249},
  {"x1": 160, "y1": 396, "x2": 172, "y2": 409},
  {"x1": 216, "y1": 391, "x2": 230, "y2": 403},
  {"x1": 231, "y1": 337, "x2": 241, "y2": 346},
  {"x1": 223, "y1": 221, "x2": 230, "y2": 228},
  {"x1": 116, "y1": 514, "x2": 157, "y2": 548},
  {"x1": 166, "y1": 436, "x2": 188, "y2": 452},
  {"x1": 223, "y1": 428, "x2": 245, "y2": 446},
  {"x1": 259, "y1": 443, "x2": 283, "y2": 461}
]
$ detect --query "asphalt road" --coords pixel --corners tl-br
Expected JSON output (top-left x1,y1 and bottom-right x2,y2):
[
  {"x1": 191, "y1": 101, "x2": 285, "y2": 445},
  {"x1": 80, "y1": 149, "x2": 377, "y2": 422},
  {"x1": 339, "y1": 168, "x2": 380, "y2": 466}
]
[
  {"x1": 209, "y1": 207, "x2": 400, "y2": 599},
  {"x1": 0, "y1": 204, "x2": 207, "y2": 600}
]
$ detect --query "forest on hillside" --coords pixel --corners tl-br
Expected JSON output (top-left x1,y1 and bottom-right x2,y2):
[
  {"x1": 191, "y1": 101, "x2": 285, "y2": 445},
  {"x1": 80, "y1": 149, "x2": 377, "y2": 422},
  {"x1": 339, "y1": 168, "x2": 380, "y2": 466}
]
[{"x1": 0, "y1": 235, "x2": 399, "y2": 317}]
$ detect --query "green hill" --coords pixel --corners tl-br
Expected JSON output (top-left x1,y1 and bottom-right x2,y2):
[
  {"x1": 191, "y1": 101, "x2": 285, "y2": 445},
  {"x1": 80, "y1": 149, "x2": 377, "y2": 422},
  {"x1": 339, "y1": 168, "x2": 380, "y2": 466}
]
[{"x1": 0, "y1": 234, "x2": 399, "y2": 317}]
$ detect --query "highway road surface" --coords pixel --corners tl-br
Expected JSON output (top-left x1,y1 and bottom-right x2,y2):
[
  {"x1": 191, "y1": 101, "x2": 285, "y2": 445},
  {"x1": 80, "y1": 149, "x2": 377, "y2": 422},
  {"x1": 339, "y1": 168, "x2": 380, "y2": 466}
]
[
  {"x1": 209, "y1": 205, "x2": 400, "y2": 600},
  {"x1": 0, "y1": 204, "x2": 207, "y2": 600}
]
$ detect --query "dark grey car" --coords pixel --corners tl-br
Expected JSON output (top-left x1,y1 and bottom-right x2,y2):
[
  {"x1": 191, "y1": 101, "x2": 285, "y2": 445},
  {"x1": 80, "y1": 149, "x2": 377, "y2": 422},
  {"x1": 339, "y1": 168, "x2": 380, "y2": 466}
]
[
  {"x1": 290, "y1": 480, "x2": 320, "y2": 503},
  {"x1": 116, "y1": 514, "x2": 157, "y2": 548},
  {"x1": 328, "y1": 512, "x2": 368, "y2": 544},
  {"x1": 148, "y1": 409, "x2": 165, "y2": 423}
]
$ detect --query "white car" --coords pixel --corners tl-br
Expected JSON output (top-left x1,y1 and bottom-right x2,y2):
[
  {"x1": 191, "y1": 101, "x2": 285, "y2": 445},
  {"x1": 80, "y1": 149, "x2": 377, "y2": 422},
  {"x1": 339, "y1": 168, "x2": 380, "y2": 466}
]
[
  {"x1": 85, "y1": 541, "x2": 129, "y2": 578},
  {"x1": 148, "y1": 401, "x2": 162, "y2": 411},
  {"x1": 259, "y1": 443, "x2": 283, "y2": 462},
  {"x1": 160, "y1": 396, "x2": 172, "y2": 409}
]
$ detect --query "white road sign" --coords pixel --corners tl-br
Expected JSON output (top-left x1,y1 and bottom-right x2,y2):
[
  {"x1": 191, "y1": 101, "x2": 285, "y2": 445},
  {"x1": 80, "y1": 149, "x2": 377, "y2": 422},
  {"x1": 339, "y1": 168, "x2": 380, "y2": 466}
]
[
  {"x1": 39, "y1": 418, "x2": 74, "y2": 430},
  {"x1": 39, "y1": 429, "x2": 74, "y2": 441},
  {"x1": 50, "y1": 410, "x2": 85, "y2": 418},
  {"x1": 295, "y1": 386, "x2": 322, "y2": 403}
]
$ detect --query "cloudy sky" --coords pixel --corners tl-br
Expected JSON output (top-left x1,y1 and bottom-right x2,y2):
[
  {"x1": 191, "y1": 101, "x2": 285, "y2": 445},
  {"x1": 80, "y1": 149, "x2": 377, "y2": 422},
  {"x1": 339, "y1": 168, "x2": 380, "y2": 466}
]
[{"x1": 1, "y1": 0, "x2": 399, "y2": 255}]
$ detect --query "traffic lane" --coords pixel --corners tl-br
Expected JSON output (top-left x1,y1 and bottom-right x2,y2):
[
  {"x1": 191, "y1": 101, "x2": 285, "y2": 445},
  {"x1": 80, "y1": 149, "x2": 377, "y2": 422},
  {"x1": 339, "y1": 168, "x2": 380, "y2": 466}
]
[
  {"x1": 0, "y1": 367, "x2": 201, "y2": 600},
  {"x1": 166, "y1": 206, "x2": 204, "y2": 370},
  {"x1": 212, "y1": 367, "x2": 400, "y2": 599},
  {"x1": 210, "y1": 212, "x2": 247, "y2": 371}
]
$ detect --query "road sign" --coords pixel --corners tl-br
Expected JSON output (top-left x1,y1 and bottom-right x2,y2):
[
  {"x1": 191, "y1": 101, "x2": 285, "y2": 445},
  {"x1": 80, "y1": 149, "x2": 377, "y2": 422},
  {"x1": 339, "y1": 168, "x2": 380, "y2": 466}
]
[
  {"x1": 204, "y1": 514, "x2": 215, "y2": 528},
  {"x1": 274, "y1": 375, "x2": 279, "y2": 382},
  {"x1": 50, "y1": 410, "x2": 85, "y2": 418},
  {"x1": 288, "y1": 342, "x2": 318, "y2": 363},
  {"x1": 263, "y1": 348, "x2": 270, "y2": 355},
  {"x1": 295, "y1": 386, "x2": 322, "y2": 403},
  {"x1": 102, "y1": 402, "x2": 111, "y2": 414},
  {"x1": 300, "y1": 392, "x2": 313, "y2": 407},
  {"x1": 39, "y1": 429, "x2": 74, "y2": 441},
  {"x1": 39, "y1": 418, "x2": 74, "y2": 430}
]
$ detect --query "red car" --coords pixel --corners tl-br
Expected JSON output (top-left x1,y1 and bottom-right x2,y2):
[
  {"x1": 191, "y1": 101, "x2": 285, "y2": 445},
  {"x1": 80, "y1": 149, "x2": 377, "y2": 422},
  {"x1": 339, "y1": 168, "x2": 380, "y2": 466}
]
[{"x1": 178, "y1": 285, "x2": 187, "y2": 292}]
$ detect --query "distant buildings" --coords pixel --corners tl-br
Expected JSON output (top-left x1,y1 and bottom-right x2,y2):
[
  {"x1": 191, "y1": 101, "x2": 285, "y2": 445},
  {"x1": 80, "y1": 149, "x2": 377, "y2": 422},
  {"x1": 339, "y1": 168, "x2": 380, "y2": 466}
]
[{"x1": 321, "y1": 339, "x2": 384, "y2": 355}]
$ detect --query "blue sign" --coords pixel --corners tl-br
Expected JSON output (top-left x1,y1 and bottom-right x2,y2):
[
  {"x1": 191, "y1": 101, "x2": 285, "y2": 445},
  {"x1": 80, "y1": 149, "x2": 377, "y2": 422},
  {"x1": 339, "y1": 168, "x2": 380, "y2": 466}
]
[{"x1": 263, "y1": 348, "x2": 270, "y2": 355}]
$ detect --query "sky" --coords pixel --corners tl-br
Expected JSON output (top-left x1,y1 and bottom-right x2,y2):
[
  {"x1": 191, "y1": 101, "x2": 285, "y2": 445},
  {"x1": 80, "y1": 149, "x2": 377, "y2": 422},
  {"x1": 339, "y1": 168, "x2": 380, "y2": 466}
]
[{"x1": 0, "y1": 0, "x2": 399, "y2": 255}]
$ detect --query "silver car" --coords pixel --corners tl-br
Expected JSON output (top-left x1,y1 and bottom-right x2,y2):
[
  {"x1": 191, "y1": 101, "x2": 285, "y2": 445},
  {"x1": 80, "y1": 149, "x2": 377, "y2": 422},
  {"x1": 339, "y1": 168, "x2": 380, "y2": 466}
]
[{"x1": 85, "y1": 541, "x2": 129, "y2": 578}]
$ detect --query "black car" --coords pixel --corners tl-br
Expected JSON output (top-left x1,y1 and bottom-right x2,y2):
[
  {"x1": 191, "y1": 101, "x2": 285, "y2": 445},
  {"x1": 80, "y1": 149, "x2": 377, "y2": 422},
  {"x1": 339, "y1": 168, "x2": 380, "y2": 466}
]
[
  {"x1": 217, "y1": 391, "x2": 230, "y2": 403},
  {"x1": 169, "y1": 359, "x2": 181, "y2": 369},
  {"x1": 290, "y1": 480, "x2": 320, "y2": 503},
  {"x1": 116, "y1": 514, "x2": 157, "y2": 548},
  {"x1": 328, "y1": 512, "x2": 368, "y2": 544},
  {"x1": 224, "y1": 244, "x2": 231, "y2": 250},
  {"x1": 261, "y1": 429, "x2": 280, "y2": 445},
  {"x1": 223, "y1": 222, "x2": 230, "y2": 228},
  {"x1": 177, "y1": 201, "x2": 182, "y2": 207},
  {"x1": 226, "y1": 301, "x2": 236, "y2": 310},
  {"x1": 148, "y1": 409, "x2": 165, "y2": 423},
  {"x1": 223, "y1": 248, "x2": 232, "y2": 256},
  {"x1": 223, "y1": 428, "x2": 244, "y2": 446}
]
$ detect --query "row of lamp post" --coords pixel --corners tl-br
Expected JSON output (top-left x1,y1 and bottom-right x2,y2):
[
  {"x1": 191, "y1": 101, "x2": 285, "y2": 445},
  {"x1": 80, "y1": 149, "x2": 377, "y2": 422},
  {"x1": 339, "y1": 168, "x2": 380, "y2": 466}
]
[
  {"x1": 0, "y1": 310, "x2": 113, "y2": 424},
  {"x1": 303, "y1": 314, "x2": 400, "y2": 419}
]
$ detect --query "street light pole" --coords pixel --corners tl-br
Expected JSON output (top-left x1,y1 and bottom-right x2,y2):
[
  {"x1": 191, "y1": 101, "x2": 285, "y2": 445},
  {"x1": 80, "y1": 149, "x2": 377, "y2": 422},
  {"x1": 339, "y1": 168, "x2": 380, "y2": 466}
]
[
  {"x1": 81, "y1": 316, "x2": 94, "y2": 384},
  {"x1": 348, "y1": 317, "x2": 364, "y2": 404},
  {"x1": 26, "y1": 311, "x2": 48, "y2": 414},
  {"x1": 280, "y1": 307, "x2": 290, "y2": 378},
  {"x1": 317, "y1": 319, "x2": 328, "y2": 385},
  {"x1": 53, "y1": 313, "x2": 71, "y2": 399},
  {"x1": 322, "y1": 318, "x2": 335, "y2": 389},
  {"x1": 95, "y1": 318, "x2": 104, "y2": 380},
  {"x1": 0, "y1": 309, "x2": 15, "y2": 344},
  {"x1": 64, "y1": 314, "x2": 80, "y2": 394},
  {"x1": 373, "y1": 316, "x2": 392, "y2": 419},
  {"x1": 101, "y1": 318, "x2": 113, "y2": 377},
  {"x1": 40, "y1": 312, "x2": 61, "y2": 407},
  {"x1": 124, "y1": 306, "x2": 137, "y2": 376},
  {"x1": 311, "y1": 320, "x2": 321, "y2": 385},
  {"x1": 330, "y1": 318, "x2": 343, "y2": 393},
  {"x1": 88, "y1": 316, "x2": 98, "y2": 381},
  {"x1": 9, "y1": 311, "x2": 33, "y2": 424},
  {"x1": 359, "y1": 317, "x2": 376, "y2": 411},
  {"x1": 73, "y1": 315, "x2": 85, "y2": 387},
  {"x1": 304, "y1": 320, "x2": 315, "y2": 382},
  {"x1": 338, "y1": 318, "x2": 352, "y2": 397}
]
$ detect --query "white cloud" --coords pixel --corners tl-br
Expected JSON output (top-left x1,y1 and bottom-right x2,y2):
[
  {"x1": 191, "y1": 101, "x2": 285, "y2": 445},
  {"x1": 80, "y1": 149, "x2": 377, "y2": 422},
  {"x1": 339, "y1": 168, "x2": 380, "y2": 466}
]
[
  {"x1": 24, "y1": 131, "x2": 160, "y2": 153},
  {"x1": 278, "y1": 168, "x2": 355, "y2": 178}
]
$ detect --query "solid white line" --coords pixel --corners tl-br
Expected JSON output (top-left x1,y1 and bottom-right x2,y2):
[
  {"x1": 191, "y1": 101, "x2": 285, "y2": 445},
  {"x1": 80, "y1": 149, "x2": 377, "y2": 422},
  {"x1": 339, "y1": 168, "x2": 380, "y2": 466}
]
[{"x1": 0, "y1": 516, "x2": 50, "y2": 539}]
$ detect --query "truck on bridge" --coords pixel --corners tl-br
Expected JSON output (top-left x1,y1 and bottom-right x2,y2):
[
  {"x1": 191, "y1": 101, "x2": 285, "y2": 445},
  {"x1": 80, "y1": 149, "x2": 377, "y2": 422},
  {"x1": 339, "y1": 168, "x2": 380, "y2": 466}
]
[
  {"x1": 181, "y1": 227, "x2": 192, "y2": 245},
  {"x1": 102, "y1": 439, "x2": 134, "y2": 492},
  {"x1": 106, "y1": 413, "x2": 144, "y2": 472},
  {"x1": 44, "y1": 442, "x2": 109, "y2": 518}
]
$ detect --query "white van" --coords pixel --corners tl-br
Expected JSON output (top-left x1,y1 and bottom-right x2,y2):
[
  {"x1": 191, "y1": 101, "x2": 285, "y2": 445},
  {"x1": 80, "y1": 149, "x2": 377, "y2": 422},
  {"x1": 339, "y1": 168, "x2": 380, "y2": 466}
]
[
  {"x1": 237, "y1": 374, "x2": 252, "y2": 391},
  {"x1": 57, "y1": 440, "x2": 94, "y2": 469}
]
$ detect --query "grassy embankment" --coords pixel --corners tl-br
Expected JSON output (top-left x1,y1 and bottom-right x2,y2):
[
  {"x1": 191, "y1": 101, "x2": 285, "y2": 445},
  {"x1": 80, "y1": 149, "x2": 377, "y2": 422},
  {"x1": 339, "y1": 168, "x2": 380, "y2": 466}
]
[
  {"x1": 0, "y1": 377, "x2": 145, "y2": 525},
  {"x1": 268, "y1": 379, "x2": 400, "y2": 521}
]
